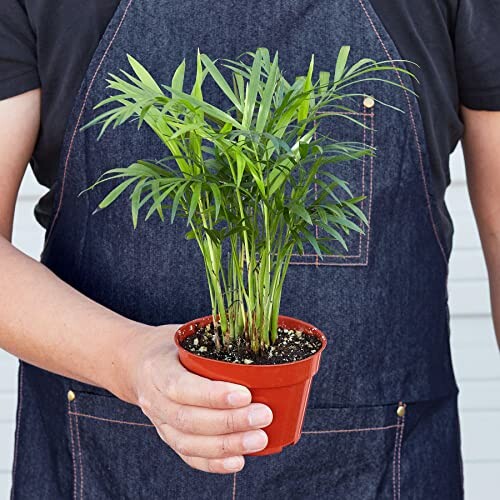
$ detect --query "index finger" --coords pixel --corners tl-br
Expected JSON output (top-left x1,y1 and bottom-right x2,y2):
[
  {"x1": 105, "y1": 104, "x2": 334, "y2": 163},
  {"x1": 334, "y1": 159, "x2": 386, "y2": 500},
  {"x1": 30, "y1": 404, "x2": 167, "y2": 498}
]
[{"x1": 166, "y1": 367, "x2": 252, "y2": 409}]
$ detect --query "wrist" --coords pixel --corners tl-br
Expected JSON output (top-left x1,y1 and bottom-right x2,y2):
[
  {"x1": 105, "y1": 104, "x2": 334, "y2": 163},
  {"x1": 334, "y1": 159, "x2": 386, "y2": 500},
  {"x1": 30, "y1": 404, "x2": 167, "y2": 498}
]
[{"x1": 108, "y1": 321, "x2": 154, "y2": 404}]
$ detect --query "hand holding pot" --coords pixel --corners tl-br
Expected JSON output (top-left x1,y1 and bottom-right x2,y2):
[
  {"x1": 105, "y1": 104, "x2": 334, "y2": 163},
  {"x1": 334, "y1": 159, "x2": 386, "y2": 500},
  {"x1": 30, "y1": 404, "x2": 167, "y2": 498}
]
[{"x1": 122, "y1": 324, "x2": 273, "y2": 474}]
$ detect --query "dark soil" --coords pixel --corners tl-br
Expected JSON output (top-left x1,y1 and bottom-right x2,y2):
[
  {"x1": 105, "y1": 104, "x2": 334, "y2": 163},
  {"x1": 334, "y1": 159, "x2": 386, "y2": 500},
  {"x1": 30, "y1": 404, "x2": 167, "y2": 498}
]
[{"x1": 180, "y1": 323, "x2": 323, "y2": 365}]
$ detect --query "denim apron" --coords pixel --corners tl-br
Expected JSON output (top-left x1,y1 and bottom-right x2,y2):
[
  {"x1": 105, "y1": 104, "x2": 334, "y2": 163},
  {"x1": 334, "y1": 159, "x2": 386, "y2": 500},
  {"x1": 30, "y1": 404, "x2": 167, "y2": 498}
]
[{"x1": 11, "y1": 1, "x2": 464, "y2": 498}]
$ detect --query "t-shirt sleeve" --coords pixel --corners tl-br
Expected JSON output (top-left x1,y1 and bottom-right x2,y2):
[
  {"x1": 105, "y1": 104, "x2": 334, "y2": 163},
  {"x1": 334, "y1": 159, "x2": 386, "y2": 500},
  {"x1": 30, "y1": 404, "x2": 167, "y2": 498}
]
[
  {"x1": 454, "y1": 0, "x2": 500, "y2": 110},
  {"x1": 0, "y1": 0, "x2": 40, "y2": 100}
]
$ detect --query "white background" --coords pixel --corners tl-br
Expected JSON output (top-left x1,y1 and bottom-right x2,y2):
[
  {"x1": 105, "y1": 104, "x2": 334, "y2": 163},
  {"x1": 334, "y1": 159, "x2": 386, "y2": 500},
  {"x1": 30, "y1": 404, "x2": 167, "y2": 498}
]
[{"x1": 1, "y1": 147, "x2": 499, "y2": 498}]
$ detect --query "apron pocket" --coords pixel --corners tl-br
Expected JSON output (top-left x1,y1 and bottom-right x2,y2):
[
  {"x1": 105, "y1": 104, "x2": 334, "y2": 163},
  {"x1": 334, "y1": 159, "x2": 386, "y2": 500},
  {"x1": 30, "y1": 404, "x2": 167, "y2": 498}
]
[
  {"x1": 66, "y1": 388, "x2": 233, "y2": 500},
  {"x1": 65, "y1": 385, "x2": 406, "y2": 500},
  {"x1": 289, "y1": 102, "x2": 376, "y2": 267},
  {"x1": 239, "y1": 403, "x2": 405, "y2": 500}
]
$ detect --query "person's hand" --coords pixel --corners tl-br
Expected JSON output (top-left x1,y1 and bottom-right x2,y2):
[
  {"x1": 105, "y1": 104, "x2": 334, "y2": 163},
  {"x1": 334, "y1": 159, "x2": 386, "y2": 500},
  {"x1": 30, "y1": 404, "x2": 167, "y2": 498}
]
[{"x1": 119, "y1": 324, "x2": 273, "y2": 474}]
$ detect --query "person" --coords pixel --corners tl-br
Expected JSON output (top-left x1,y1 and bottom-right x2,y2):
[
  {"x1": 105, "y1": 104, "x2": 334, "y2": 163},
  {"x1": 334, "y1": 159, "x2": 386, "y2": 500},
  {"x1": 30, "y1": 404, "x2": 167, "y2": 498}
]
[{"x1": 1, "y1": 0, "x2": 499, "y2": 498}]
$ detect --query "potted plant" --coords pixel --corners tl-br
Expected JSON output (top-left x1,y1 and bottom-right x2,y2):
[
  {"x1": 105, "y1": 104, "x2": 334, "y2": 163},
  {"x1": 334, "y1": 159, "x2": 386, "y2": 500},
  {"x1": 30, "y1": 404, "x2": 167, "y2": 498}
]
[{"x1": 84, "y1": 47, "x2": 411, "y2": 455}]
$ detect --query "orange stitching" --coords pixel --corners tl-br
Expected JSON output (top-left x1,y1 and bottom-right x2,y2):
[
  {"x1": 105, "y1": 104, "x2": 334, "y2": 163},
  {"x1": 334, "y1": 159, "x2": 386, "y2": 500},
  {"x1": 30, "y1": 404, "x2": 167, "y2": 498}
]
[
  {"x1": 392, "y1": 406, "x2": 406, "y2": 500},
  {"x1": 318, "y1": 112, "x2": 374, "y2": 117},
  {"x1": 74, "y1": 403, "x2": 84, "y2": 500},
  {"x1": 10, "y1": 363, "x2": 24, "y2": 500},
  {"x1": 68, "y1": 411, "x2": 154, "y2": 427},
  {"x1": 302, "y1": 423, "x2": 402, "y2": 434},
  {"x1": 358, "y1": 111, "x2": 367, "y2": 255},
  {"x1": 44, "y1": 0, "x2": 136, "y2": 249},
  {"x1": 396, "y1": 414, "x2": 405, "y2": 500},
  {"x1": 290, "y1": 260, "x2": 372, "y2": 267},
  {"x1": 68, "y1": 402, "x2": 78, "y2": 500},
  {"x1": 232, "y1": 472, "x2": 237, "y2": 500},
  {"x1": 364, "y1": 110, "x2": 375, "y2": 266},
  {"x1": 356, "y1": 0, "x2": 448, "y2": 265},
  {"x1": 392, "y1": 420, "x2": 400, "y2": 500}
]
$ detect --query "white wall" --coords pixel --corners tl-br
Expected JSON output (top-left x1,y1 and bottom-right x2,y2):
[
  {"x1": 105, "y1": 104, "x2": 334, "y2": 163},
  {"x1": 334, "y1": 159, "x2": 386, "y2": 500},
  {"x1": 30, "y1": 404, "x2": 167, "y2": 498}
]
[{"x1": 1, "y1": 149, "x2": 499, "y2": 497}]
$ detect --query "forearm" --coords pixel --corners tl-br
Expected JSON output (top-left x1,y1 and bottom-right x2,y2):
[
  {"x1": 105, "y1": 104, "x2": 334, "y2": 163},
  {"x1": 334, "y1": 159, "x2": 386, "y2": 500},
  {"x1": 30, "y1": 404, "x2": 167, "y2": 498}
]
[
  {"x1": 0, "y1": 235, "x2": 147, "y2": 400},
  {"x1": 461, "y1": 107, "x2": 500, "y2": 348},
  {"x1": 482, "y1": 233, "x2": 500, "y2": 347}
]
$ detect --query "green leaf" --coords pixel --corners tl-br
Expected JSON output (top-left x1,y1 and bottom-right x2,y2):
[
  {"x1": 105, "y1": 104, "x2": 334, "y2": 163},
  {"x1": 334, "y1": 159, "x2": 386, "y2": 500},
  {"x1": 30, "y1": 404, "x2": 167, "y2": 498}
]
[
  {"x1": 163, "y1": 88, "x2": 241, "y2": 128},
  {"x1": 187, "y1": 182, "x2": 201, "y2": 225},
  {"x1": 343, "y1": 199, "x2": 369, "y2": 225},
  {"x1": 151, "y1": 179, "x2": 164, "y2": 221},
  {"x1": 145, "y1": 182, "x2": 180, "y2": 221},
  {"x1": 297, "y1": 54, "x2": 315, "y2": 124},
  {"x1": 290, "y1": 203, "x2": 313, "y2": 225},
  {"x1": 255, "y1": 51, "x2": 279, "y2": 133},
  {"x1": 318, "y1": 71, "x2": 330, "y2": 93},
  {"x1": 126, "y1": 54, "x2": 164, "y2": 94},
  {"x1": 201, "y1": 54, "x2": 242, "y2": 112},
  {"x1": 172, "y1": 59, "x2": 186, "y2": 93},
  {"x1": 302, "y1": 228, "x2": 323, "y2": 258},
  {"x1": 192, "y1": 49, "x2": 204, "y2": 100},
  {"x1": 334, "y1": 46, "x2": 350, "y2": 85},
  {"x1": 317, "y1": 221, "x2": 349, "y2": 250},
  {"x1": 210, "y1": 183, "x2": 222, "y2": 220},
  {"x1": 171, "y1": 181, "x2": 187, "y2": 224},
  {"x1": 242, "y1": 50, "x2": 262, "y2": 129},
  {"x1": 130, "y1": 178, "x2": 148, "y2": 228},
  {"x1": 98, "y1": 177, "x2": 139, "y2": 209},
  {"x1": 344, "y1": 58, "x2": 376, "y2": 79}
]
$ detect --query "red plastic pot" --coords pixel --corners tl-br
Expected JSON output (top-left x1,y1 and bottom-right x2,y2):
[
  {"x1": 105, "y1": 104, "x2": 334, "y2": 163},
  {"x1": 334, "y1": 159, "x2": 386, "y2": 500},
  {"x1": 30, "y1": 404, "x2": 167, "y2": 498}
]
[{"x1": 175, "y1": 315, "x2": 327, "y2": 455}]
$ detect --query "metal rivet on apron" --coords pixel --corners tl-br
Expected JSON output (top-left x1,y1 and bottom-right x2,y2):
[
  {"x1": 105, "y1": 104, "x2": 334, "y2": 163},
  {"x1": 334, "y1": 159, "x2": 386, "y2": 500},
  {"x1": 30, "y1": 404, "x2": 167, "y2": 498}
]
[
  {"x1": 67, "y1": 390, "x2": 76, "y2": 402},
  {"x1": 363, "y1": 96, "x2": 375, "y2": 108},
  {"x1": 396, "y1": 403, "x2": 406, "y2": 417}
]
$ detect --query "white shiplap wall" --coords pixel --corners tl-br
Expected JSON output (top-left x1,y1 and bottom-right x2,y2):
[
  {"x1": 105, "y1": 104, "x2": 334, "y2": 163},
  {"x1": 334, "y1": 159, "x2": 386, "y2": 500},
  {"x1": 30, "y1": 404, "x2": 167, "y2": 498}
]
[{"x1": 1, "y1": 148, "x2": 499, "y2": 498}]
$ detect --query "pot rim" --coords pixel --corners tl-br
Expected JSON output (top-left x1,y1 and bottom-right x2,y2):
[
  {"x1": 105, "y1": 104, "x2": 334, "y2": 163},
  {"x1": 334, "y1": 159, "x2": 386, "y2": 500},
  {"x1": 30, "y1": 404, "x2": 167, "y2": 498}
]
[{"x1": 174, "y1": 314, "x2": 327, "y2": 369}]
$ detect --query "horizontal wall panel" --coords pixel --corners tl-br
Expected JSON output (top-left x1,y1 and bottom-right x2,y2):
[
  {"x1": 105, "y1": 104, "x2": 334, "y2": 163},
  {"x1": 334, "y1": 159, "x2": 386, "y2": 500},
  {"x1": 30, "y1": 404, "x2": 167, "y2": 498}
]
[
  {"x1": 0, "y1": 422, "x2": 15, "y2": 472},
  {"x1": 450, "y1": 317, "x2": 495, "y2": 348},
  {"x1": 449, "y1": 281, "x2": 491, "y2": 316},
  {"x1": 463, "y1": 463, "x2": 500, "y2": 500},
  {"x1": 458, "y1": 380, "x2": 500, "y2": 411},
  {"x1": 0, "y1": 353, "x2": 18, "y2": 393},
  {"x1": 450, "y1": 213, "x2": 481, "y2": 250},
  {"x1": 0, "y1": 472, "x2": 11, "y2": 499},
  {"x1": 451, "y1": 346, "x2": 500, "y2": 382},
  {"x1": 461, "y1": 411, "x2": 500, "y2": 462},
  {"x1": 449, "y1": 249, "x2": 488, "y2": 281},
  {"x1": 0, "y1": 395, "x2": 16, "y2": 423},
  {"x1": 450, "y1": 318, "x2": 499, "y2": 384},
  {"x1": 445, "y1": 184, "x2": 472, "y2": 215}
]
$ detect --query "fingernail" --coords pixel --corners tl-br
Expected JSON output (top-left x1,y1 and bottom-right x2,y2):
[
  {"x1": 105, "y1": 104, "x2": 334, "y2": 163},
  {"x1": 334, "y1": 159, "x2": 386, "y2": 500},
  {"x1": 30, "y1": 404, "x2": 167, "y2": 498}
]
[
  {"x1": 227, "y1": 390, "x2": 250, "y2": 407},
  {"x1": 248, "y1": 406, "x2": 273, "y2": 427},
  {"x1": 243, "y1": 430, "x2": 267, "y2": 452},
  {"x1": 223, "y1": 456, "x2": 243, "y2": 471}
]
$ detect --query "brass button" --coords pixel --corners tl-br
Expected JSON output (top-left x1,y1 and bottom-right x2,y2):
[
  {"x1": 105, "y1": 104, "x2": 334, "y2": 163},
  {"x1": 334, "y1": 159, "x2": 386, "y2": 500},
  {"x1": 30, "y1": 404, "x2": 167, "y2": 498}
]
[
  {"x1": 363, "y1": 96, "x2": 375, "y2": 109},
  {"x1": 396, "y1": 404, "x2": 406, "y2": 417},
  {"x1": 67, "y1": 390, "x2": 76, "y2": 402}
]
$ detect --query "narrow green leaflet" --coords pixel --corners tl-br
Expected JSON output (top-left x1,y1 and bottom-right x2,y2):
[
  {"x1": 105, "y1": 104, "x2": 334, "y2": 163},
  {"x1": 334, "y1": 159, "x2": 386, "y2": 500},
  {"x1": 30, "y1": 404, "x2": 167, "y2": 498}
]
[
  {"x1": 334, "y1": 46, "x2": 351, "y2": 86},
  {"x1": 98, "y1": 176, "x2": 139, "y2": 209},
  {"x1": 127, "y1": 54, "x2": 164, "y2": 94},
  {"x1": 201, "y1": 54, "x2": 242, "y2": 112}
]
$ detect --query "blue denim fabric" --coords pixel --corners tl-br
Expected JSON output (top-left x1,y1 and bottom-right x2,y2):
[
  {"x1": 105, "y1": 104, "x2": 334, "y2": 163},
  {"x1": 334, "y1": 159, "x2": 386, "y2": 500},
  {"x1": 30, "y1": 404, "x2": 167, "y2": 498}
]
[{"x1": 11, "y1": 0, "x2": 462, "y2": 498}]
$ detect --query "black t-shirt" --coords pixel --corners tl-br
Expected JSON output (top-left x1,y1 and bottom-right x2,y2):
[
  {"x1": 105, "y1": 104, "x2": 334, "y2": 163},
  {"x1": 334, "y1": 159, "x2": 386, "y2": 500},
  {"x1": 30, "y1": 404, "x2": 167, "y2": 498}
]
[{"x1": 1, "y1": 0, "x2": 500, "y2": 230}]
